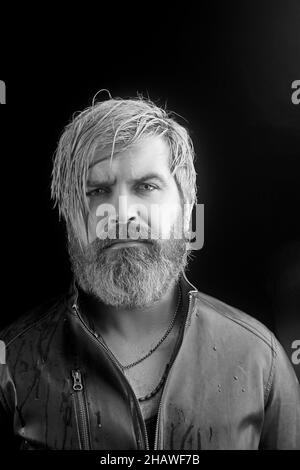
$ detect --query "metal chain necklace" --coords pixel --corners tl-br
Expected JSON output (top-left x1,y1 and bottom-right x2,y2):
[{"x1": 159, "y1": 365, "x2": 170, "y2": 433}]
[
  {"x1": 138, "y1": 360, "x2": 171, "y2": 402},
  {"x1": 98, "y1": 283, "x2": 182, "y2": 371},
  {"x1": 138, "y1": 286, "x2": 184, "y2": 402}
]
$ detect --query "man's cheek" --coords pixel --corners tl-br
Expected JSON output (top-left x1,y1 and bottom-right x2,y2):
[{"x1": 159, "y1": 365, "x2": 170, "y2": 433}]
[
  {"x1": 150, "y1": 203, "x2": 183, "y2": 239},
  {"x1": 95, "y1": 215, "x2": 117, "y2": 241},
  {"x1": 94, "y1": 203, "x2": 117, "y2": 240},
  {"x1": 87, "y1": 214, "x2": 99, "y2": 242}
]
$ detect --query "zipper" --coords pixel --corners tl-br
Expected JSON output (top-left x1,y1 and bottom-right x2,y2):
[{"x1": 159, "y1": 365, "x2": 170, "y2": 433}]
[
  {"x1": 153, "y1": 290, "x2": 196, "y2": 450},
  {"x1": 72, "y1": 303, "x2": 150, "y2": 450},
  {"x1": 71, "y1": 369, "x2": 91, "y2": 450},
  {"x1": 72, "y1": 290, "x2": 196, "y2": 450}
]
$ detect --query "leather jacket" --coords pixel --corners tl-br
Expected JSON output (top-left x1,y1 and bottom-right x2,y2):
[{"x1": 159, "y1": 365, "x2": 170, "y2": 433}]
[{"x1": 0, "y1": 272, "x2": 300, "y2": 450}]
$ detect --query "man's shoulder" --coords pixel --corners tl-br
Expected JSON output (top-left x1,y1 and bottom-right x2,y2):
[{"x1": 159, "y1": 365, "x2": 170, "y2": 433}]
[
  {"x1": 192, "y1": 290, "x2": 275, "y2": 352},
  {"x1": 0, "y1": 294, "x2": 67, "y2": 349}
]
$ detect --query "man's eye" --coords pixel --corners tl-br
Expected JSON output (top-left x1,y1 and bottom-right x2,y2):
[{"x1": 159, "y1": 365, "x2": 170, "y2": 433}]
[
  {"x1": 137, "y1": 183, "x2": 157, "y2": 192},
  {"x1": 86, "y1": 187, "x2": 109, "y2": 197}
]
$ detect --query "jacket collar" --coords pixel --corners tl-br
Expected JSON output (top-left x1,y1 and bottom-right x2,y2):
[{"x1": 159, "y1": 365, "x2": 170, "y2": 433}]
[{"x1": 67, "y1": 270, "x2": 198, "y2": 311}]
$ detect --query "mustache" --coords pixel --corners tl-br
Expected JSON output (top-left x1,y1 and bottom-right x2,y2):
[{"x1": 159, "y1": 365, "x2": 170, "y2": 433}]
[{"x1": 95, "y1": 223, "x2": 158, "y2": 250}]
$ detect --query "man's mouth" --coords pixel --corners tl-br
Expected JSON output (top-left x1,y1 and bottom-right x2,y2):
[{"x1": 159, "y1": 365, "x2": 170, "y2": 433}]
[{"x1": 104, "y1": 239, "x2": 152, "y2": 250}]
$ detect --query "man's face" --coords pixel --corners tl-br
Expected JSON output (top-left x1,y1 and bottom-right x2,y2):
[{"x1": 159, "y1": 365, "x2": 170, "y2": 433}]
[
  {"x1": 68, "y1": 135, "x2": 190, "y2": 307},
  {"x1": 86, "y1": 135, "x2": 185, "y2": 244}
]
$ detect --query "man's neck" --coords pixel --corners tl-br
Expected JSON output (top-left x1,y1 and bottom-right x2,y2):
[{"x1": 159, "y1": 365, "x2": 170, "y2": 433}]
[{"x1": 77, "y1": 279, "x2": 180, "y2": 345}]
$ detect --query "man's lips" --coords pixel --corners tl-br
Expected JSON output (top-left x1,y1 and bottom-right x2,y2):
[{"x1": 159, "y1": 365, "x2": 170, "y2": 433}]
[{"x1": 104, "y1": 239, "x2": 152, "y2": 249}]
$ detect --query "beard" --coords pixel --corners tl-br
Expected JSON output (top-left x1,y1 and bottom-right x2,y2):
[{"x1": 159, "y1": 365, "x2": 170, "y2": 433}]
[{"x1": 67, "y1": 225, "x2": 191, "y2": 308}]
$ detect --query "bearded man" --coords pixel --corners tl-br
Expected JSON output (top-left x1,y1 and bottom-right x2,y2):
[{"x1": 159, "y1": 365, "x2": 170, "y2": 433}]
[{"x1": 0, "y1": 96, "x2": 299, "y2": 450}]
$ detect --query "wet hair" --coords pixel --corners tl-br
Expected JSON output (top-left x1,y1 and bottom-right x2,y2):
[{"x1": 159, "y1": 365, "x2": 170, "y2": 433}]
[{"x1": 51, "y1": 94, "x2": 197, "y2": 239}]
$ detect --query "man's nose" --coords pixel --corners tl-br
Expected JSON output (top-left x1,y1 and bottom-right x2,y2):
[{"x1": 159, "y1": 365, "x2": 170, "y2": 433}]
[
  {"x1": 113, "y1": 194, "x2": 141, "y2": 239},
  {"x1": 112, "y1": 194, "x2": 140, "y2": 226}
]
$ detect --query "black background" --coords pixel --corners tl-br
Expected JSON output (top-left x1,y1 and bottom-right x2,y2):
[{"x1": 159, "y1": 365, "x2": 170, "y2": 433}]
[{"x1": 1, "y1": 1, "x2": 299, "y2": 378}]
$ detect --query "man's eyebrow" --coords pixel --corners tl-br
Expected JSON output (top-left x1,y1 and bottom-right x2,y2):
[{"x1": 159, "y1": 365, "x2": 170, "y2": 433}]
[
  {"x1": 87, "y1": 176, "x2": 116, "y2": 187},
  {"x1": 88, "y1": 155, "x2": 111, "y2": 170},
  {"x1": 86, "y1": 173, "x2": 168, "y2": 187},
  {"x1": 129, "y1": 173, "x2": 168, "y2": 186}
]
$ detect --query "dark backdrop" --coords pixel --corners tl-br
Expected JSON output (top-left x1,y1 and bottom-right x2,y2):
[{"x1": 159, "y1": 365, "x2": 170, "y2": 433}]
[{"x1": 1, "y1": 0, "x2": 299, "y2": 378}]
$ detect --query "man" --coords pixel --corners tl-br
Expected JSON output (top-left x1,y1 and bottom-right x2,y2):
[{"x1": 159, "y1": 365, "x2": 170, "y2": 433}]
[{"x1": 0, "y1": 96, "x2": 299, "y2": 450}]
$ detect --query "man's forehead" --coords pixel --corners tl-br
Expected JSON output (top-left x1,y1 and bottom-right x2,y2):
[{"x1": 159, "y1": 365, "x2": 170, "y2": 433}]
[
  {"x1": 88, "y1": 136, "x2": 172, "y2": 182},
  {"x1": 90, "y1": 136, "x2": 169, "y2": 165}
]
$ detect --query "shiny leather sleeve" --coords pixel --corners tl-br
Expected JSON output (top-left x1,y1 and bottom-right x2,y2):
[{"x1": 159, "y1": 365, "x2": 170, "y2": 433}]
[{"x1": 259, "y1": 334, "x2": 300, "y2": 449}]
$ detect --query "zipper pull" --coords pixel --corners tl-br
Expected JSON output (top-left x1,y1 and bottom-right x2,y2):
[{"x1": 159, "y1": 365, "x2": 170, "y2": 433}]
[{"x1": 72, "y1": 370, "x2": 83, "y2": 391}]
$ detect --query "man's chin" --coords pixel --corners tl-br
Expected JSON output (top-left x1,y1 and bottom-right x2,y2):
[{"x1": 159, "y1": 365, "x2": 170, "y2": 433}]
[
  {"x1": 87, "y1": 265, "x2": 174, "y2": 308},
  {"x1": 69, "y1": 235, "x2": 188, "y2": 308}
]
